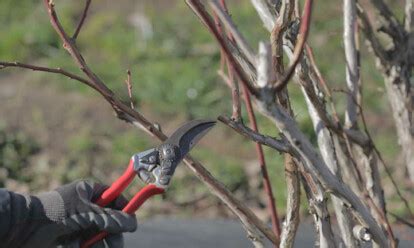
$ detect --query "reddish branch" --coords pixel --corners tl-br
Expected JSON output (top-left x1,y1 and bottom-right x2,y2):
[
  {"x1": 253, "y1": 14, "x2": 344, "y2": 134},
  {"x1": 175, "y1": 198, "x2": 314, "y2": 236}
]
[
  {"x1": 241, "y1": 83, "x2": 282, "y2": 241},
  {"x1": 272, "y1": 0, "x2": 313, "y2": 91},
  {"x1": 214, "y1": 0, "x2": 281, "y2": 242},
  {"x1": 212, "y1": 8, "x2": 241, "y2": 121},
  {"x1": 186, "y1": 0, "x2": 259, "y2": 97},
  {"x1": 35, "y1": 0, "x2": 279, "y2": 244}
]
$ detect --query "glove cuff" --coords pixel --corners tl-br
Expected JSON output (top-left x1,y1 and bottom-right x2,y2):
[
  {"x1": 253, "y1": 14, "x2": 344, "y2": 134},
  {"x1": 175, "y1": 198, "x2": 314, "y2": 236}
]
[{"x1": 37, "y1": 191, "x2": 65, "y2": 222}]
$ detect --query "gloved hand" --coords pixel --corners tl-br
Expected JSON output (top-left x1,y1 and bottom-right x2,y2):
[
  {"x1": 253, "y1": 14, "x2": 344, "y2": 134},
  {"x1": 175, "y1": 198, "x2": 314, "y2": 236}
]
[{"x1": 31, "y1": 180, "x2": 137, "y2": 248}]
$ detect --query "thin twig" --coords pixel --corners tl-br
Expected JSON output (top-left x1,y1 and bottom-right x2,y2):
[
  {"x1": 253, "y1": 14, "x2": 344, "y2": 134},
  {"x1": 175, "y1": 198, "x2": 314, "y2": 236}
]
[
  {"x1": 212, "y1": 7, "x2": 241, "y2": 121},
  {"x1": 356, "y1": 4, "x2": 388, "y2": 66},
  {"x1": 186, "y1": 0, "x2": 259, "y2": 97},
  {"x1": 280, "y1": 154, "x2": 300, "y2": 248},
  {"x1": 390, "y1": 212, "x2": 414, "y2": 228},
  {"x1": 209, "y1": 0, "x2": 257, "y2": 67},
  {"x1": 125, "y1": 69, "x2": 135, "y2": 109},
  {"x1": 270, "y1": 0, "x2": 293, "y2": 80},
  {"x1": 39, "y1": 0, "x2": 279, "y2": 244},
  {"x1": 218, "y1": 116, "x2": 289, "y2": 153},
  {"x1": 0, "y1": 61, "x2": 95, "y2": 89},
  {"x1": 369, "y1": 0, "x2": 404, "y2": 40},
  {"x1": 272, "y1": 0, "x2": 313, "y2": 91},
  {"x1": 73, "y1": 0, "x2": 92, "y2": 40},
  {"x1": 336, "y1": 88, "x2": 398, "y2": 246},
  {"x1": 241, "y1": 82, "x2": 282, "y2": 242},
  {"x1": 217, "y1": 1, "x2": 281, "y2": 241},
  {"x1": 356, "y1": 97, "x2": 414, "y2": 219}
]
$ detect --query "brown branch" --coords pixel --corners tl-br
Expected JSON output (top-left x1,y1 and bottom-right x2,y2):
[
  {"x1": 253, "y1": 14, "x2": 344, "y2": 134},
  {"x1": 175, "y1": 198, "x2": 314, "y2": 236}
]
[
  {"x1": 305, "y1": 46, "x2": 367, "y2": 194},
  {"x1": 305, "y1": 45, "x2": 341, "y2": 123},
  {"x1": 228, "y1": 68, "x2": 242, "y2": 121},
  {"x1": 209, "y1": 0, "x2": 256, "y2": 67},
  {"x1": 37, "y1": 0, "x2": 279, "y2": 244},
  {"x1": 357, "y1": 95, "x2": 414, "y2": 219},
  {"x1": 44, "y1": 0, "x2": 113, "y2": 99},
  {"x1": 125, "y1": 69, "x2": 135, "y2": 109},
  {"x1": 0, "y1": 61, "x2": 96, "y2": 89},
  {"x1": 218, "y1": 116, "x2": 289, "y2": 153},
  {"x1": 186, "y1": 0, "x2": 259, "y2": 97},
  {"x1": 300, "y1": 169, "x2": 337, "y2": 247},
  {"x1": 356, "y1": 4, "x2": 389, "y2": 67},
  {"x1": 272, "y1": 0, "x2": 313, "y2": 91},
  {"x1": 280, "y1": 154, "x2": 300, "y2": 248},
  {"x1": 216, "y1": 1, "x2": 281, "y2": 241},
  {"x1": 270, "y1": 0, "x2": 294, "y2": 81},
  {"x1": 241, "y1": 83, "x2": 282, "y2": 242},
  {"x1": 73, "y1": 0, "x2": 92, "y2": 40},
  {"x1": 390, "y1": 212, "x2": 414, "y2": 228},
  {"x1": 336, "y1": 88, "x2": 398, "y2": 246},
  {"x1": 212, "y1": 7, "x2": 241, "y2": 121}
]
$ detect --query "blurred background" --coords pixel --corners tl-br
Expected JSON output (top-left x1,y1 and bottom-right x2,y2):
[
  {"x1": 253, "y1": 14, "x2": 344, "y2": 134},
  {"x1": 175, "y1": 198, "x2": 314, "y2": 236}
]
[{"x1": 0, "y1": 0, "x2": 412, "y2": 235}]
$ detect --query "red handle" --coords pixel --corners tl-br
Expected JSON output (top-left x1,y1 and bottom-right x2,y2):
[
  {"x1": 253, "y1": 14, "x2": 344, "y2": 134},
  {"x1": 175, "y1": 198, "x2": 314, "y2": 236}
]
[
  {"x1": 81, "y1": 172, "x2": 165, "y2": 248},
  {"x1": 95, "y1": 159, "x2": 136, "y2": 207}
]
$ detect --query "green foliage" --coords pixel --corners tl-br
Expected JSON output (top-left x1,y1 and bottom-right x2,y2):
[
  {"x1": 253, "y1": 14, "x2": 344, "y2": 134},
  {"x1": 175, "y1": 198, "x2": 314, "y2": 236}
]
[
  {"x1": 111, "y1": 131, "x2": 151, "y2": 166},
  {"x1": 0, "y1": 126, "x2": 40, "y2": 186},
  {"x1": 0, "y1": 0, "x2": 58, "y2": 61}
]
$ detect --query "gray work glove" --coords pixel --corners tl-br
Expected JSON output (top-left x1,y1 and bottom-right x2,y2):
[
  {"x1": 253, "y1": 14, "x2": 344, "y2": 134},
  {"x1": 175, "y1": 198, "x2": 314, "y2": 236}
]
[{"x1": 32, "y1": 180, "x2": 137, "y2": 248}]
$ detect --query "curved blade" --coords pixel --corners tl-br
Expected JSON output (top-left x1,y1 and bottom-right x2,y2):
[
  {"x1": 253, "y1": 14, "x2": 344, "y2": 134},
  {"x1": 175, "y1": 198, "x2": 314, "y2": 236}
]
[
  {"x1": 164, "y1": 119, "x2": 216, "y2": 159},
  {"x1": 151, "y1": 119, "x2": 216, "y2": 187}
]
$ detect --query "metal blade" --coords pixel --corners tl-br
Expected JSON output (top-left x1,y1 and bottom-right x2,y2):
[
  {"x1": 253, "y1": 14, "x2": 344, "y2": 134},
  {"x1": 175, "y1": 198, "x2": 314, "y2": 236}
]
[{"x1": 164, "y1": 119, "x2": 216, "y2": 159}]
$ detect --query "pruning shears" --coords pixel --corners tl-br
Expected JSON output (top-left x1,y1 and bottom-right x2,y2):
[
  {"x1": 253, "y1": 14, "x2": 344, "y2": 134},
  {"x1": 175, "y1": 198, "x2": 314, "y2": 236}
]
[{"x1": 81, "y1": 119, "x2": 216, "y2": 248}]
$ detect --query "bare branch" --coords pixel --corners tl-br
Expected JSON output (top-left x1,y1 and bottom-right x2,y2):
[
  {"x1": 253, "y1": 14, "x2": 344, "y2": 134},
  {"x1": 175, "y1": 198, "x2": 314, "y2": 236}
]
[
  {"x1": 124, "y1": 69, "x2": 135, "y2": 109},
  {"x1": 186, "y1": 0, "x2": 259, "y2": 96},
  {"x1": 370, "y1": 0, "x2": 404, "y2": 40},
  {"x1": 390, "y1": 212, "x2": 414, "y2": 228},
  {"x1": 301, "y1": 171, "x2": 337, "y2": 248},
  {"x1": 38, "y1": 1, "x2": 280, "y2": 244},
  {"x1": 44, "y1": 0, "x2": 113, "y2": 99},
  {"x1": 73, "y1": 0, "x2": 92, "y2": 39},
  {"x1": 356, "y1": 4, "x2": 389, "y2": 67},
  {"x1": 272, "y1": 0, "x2": 313, "y2": 91},
  {"x1": 255, "y1": 101, "x2": 388, "y2": 246},
  {"x1": 238, "y1": 2, "x2": 389, "y2": 245},
  {"x1": 218, "y1": 116, "x2": 289, "y2": 153},
  {"x1": 302, "y1": 87, "x2": 357, "y2": 248},
  {"x1": 228, "y1": 66, "x2": 242, "y2": 120},
  {"x1": 280, "y1": 155, "x2": 300, "y2": 248},
  {"x1": 257, "y1": 42, "x2": 272, "y2": 88},
  {"x1": 226, "y1": 16, "x2": 283, "y2": 238},
  {"x1": 270, "y1": 0, "x2": 293, "y2": 81},
  {"x1": 0, "y1": 61, "x2": 95, "y2": 89},
  {"x1": 241, "y1": 83, "x2": 282, "y2": 242},
  {"x1": 209, "y1": 0, "x2": 257, "y2": 66},
  {"x1": 356, "y1": 97, "x2": 414, "y2": 219},
  {"x1": 212, "y1": 8, "x2": 241, "y2": 121},
  {"x1": 405, "y1": 0, "x2": 414, "y2": 32},
  {"x1": 344, "y1": 0, "x2": 361, "y2": 129},
  {"x1": 251, "y1": 0, "x2": 277, "y2": 31}
]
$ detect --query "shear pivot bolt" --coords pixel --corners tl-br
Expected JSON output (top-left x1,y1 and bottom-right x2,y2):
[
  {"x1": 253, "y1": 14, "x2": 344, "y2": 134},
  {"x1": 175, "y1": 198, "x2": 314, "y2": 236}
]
[
  {"x1": 149, "y1": 156, "x2": 156, "y2": 163},
  {"x1": 159, "y1": 177, "x2": 170, "y2": 185}
]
